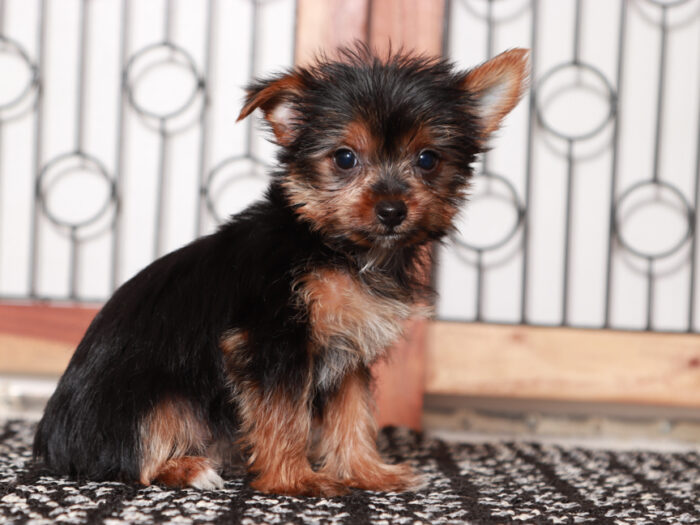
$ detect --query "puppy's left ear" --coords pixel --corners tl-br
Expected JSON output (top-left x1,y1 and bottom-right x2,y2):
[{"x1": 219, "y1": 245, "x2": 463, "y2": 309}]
[
  {"x1": 237, "y1": 72, "x2": 304, "y2": 146},
  {"x1": 463, "y1": 48, "x2": 530, "y2": 140}
]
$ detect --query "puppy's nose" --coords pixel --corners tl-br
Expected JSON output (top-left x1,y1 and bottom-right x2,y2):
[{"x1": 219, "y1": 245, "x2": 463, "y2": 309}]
[{"x1": 375, "y1": 199, "x2": 407, "y2": 228}]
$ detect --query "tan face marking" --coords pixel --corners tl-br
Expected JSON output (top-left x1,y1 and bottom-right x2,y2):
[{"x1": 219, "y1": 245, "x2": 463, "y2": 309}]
[{"x1": 281, "y1": 119, "x2": 466, "y2": 247}]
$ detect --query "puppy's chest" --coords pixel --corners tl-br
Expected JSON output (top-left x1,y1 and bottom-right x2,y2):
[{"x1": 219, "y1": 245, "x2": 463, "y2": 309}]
[{"x1": 296, "y1": 268, "x2": 416, "y2": 389}]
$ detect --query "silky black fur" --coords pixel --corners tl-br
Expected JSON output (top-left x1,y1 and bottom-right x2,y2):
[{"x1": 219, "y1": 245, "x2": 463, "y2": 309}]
[{"x1": 33, "y1": 46, "x2": 505, "y2": 484}]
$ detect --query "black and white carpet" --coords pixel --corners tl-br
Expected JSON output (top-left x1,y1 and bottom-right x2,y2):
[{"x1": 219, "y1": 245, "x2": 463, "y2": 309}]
[{"x1": 1, "y1": 419, "x2": 698, "y2": 524}]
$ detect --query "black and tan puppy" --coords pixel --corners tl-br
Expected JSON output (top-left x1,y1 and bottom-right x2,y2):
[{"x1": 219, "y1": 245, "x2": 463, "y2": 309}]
[{"x1": 34, "y1": 46, "x2": 529, "y2": 496}]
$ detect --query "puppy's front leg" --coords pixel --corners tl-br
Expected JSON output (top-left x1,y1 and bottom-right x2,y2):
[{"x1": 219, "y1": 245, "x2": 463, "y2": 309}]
[
  {"x1": 237, "y1": 383, "x2": 346, "y2": 497},
  {"x1": 317, "y1": 368, "x2": 422, "y2": 492}
]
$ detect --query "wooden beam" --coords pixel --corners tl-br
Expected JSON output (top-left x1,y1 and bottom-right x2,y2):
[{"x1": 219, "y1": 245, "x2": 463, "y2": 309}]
[
  {"x1": 372, "y1": 317, "x2": 427, "y2": 430},
  {"x1": 0, "y1": 303, "x2": 97, "y2": 376},
  {"x1": 427, "y1": 321, "x2": 700, "y2": 407},
  {"x1": 294, "y1": 0, "x2": 447, "y2": 64},
  {"x1": 294, "y1": 0, "x2": 370, "y2": 66},
  {"x1": 369, "y1": 0, "x2": 445, "y2": 56},
  {"x1": 0, "y1": 333, "x2": 75, "y2": 376},
  {"x1": 0, "y1": 303, "x2": 98, "y2": 344}
]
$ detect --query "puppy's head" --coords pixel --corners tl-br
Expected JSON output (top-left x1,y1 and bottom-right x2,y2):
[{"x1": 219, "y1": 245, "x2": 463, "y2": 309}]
[{"x1": 238, "y1": 46, "x2": 529, "y2": 251}]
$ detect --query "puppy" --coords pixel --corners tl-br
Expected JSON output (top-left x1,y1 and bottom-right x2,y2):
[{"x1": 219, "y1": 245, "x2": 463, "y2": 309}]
[{"x1": 34, "y1": 46, "x2": 529, "y2": 497}]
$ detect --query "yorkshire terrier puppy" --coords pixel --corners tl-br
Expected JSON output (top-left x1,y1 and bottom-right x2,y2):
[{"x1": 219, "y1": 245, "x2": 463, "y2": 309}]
[{"x1": 34, "y1": 46, "x2": 529, "y2": 497}]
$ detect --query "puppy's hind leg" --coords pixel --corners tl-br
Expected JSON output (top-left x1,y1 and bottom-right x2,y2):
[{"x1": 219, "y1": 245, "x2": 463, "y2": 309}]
[{"x1": 139, "y1": 397, "x2": 223, "y2": 490}]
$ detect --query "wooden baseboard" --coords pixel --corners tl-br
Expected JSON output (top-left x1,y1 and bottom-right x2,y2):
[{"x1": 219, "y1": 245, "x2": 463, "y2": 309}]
[
  {"x1": 426, "y1": 321, "x2": 700, "y2": 408},
  {"x1": 0, "y1": 303, "x2": 97, "y2": 376},
  {"x1": 6, "y1": 304, "x2": 699, "y2": 410}
]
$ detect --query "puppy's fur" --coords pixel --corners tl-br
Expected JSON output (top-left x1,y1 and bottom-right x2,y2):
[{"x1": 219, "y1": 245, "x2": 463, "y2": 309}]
[{"x1": 34, "y1": 46, "x2": 529, "y2": 496}]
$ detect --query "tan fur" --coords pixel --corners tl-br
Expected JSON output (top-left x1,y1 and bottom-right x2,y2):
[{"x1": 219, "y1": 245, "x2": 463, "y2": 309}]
[
  {"x1": 298, "y1": 269, "x2": 414, "y2": 357},
  {"x1": 236, "y1": 381, "x2": 346, "y2": 497},
  {"x1": 317, "y1": 370, "x2": 420, "y2": 491},
  {"x1": 220, "y1": 329, "x2": 253, "y2": 400},
  {"x1": 154, "y1": 456, "x2": 216, "y2": 488},
  {"x1": 279, "y1": 119, "x2": 464, "y2": 249},
  {"x1": 139, "y1": 398, "x2": 211, "y2": 485},
  {"x1": 463, "y1": 48, "x2": 530, "y2": 138},
  {"x1": 236, "y1": 74, "x2": 305, "y2": 146},
  {"x1": 220, "y1": 329, "x2": 249, "y2": 355}
]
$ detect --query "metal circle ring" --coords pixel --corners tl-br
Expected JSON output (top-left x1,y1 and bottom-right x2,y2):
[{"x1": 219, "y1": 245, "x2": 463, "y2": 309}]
[
  {"x1": 38, "y1": 152, "x2": 116, "y2": 230},
  {"x1": 536, "y1": 61, "x2": 617, "y2": 142},
  {"x1": 0, "y1": 36, "x2": 39, "y2": 112},
  {"x1": 453, "y1": 171, "x2": 525, "y2": 252},
  {"x1": 614, "y1": 179, "x2": 694, "y2": 260},
  {"x1": 204, "y1": 156, "x2": 267, "y2": 223},
  {"x1": 125, "y1": 42, "x2": 204, "y2": 121},
  {"x1": 459, "y1": 0, "x2": 532, "y2": 24},
  {"x1": 642, "y1": 0, "x2": 692, "y2": 7}
]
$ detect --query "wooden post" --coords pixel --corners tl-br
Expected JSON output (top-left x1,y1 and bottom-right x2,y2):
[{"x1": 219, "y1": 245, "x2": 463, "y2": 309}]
[
  {"x1": 368, "y1": 0, "x2": 445, "y2": 56},
  {"x1": 295, "y1": 0, "x2": 371, "y2": 65}
]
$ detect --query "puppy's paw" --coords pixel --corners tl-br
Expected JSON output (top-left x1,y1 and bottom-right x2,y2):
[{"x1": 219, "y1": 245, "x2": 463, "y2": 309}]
[
  {"x1": 346, "y1": 462, "x2": 424, "y2": 493},
  {"x1": 190, "y1": 467, "x2": 225, "y2": 490},
  {"x1": 153, "y1": 456, "x2": 223, "y2": 490},
  {"x1": 251, "y1": 472, "x2": 348, "y2": 498}
]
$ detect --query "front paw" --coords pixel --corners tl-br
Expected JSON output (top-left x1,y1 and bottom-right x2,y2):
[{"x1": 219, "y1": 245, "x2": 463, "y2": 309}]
[
  {"x1": 344, "y1": 462, "x2": 425, "y2": 492},
  {"x1": 251, "y1": 472, "x2": 348, "y2": 498}
]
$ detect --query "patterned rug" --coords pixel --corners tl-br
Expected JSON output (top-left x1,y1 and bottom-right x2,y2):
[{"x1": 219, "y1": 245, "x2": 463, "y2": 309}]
[{"x1": 1, "y1": 419, "x2": 698, "y2": 524}]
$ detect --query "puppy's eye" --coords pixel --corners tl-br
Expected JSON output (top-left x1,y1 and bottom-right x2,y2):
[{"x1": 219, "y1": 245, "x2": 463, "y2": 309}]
[
  {"x1": 334, "y1": 148, "x2": 357, "y2": 170},
  {"x1": 417, "y1": 150, "x2": 439, "y2": 171}
]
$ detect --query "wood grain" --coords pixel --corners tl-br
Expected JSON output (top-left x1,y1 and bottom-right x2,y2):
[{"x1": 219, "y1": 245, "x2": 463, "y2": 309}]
[
  {"x1": 295, "y1": 0, "x2": 370, "y2": 66},
  {"x1": 372, "y1": 317, "x2": 427, "y2": 430},
  {"x1": 0, "y1": 333, "x2": 76, "y2": 376},
  {"x1": 427, "y1": 322, "x2": 700, "y2": 407},
  {"x1": 369, "y1": 0, "x2": 445, "y2": 56},
  {"x1": 0, "y1": 303, "x2": 98, "y2": 344}
]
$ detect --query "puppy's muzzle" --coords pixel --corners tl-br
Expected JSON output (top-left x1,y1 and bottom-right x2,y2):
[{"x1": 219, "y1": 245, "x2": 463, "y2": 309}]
[{"x1": 375, "y1": 199, "x2": 407, "y2": 228}]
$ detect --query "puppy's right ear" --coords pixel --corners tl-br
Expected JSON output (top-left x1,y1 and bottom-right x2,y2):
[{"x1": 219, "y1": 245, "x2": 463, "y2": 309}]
[{"x1": 237, "y1": 72, "x2": 304, "y2": 146}]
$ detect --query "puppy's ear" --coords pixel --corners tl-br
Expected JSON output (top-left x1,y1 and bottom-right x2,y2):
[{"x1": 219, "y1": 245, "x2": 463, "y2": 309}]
[
  {"x1": 237, "y1": 72, "x2": 304, "y2": 146},
  {"x1": 462, "y1": 48, "x2": 530, "y2": 139}
]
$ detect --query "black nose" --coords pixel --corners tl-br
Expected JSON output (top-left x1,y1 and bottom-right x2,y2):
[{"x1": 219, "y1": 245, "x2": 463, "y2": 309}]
[{"x1": 375, "y1": 200, "x2": 407, "y2": 228}]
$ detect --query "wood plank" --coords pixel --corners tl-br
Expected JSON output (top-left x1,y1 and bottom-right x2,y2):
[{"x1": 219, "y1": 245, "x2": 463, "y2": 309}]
[
  {"x1": 0, "y1": 333, "x2": 75, "y2": 376},
  {"x1": 295, "y1": 0, "x2": 370, "y2": 66},
  {"x1": 372, "y1": 318, "x2": 427, "y2": 430},
  {"x1": 0, "y1": 303, "x2": 98, "y2": 344},
  {"x1": 369, "y1": 0, "x2": 445, "y2": 56},
  {"x1": 426, "y1": 321, "x2": 700, "y2": 407}
]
